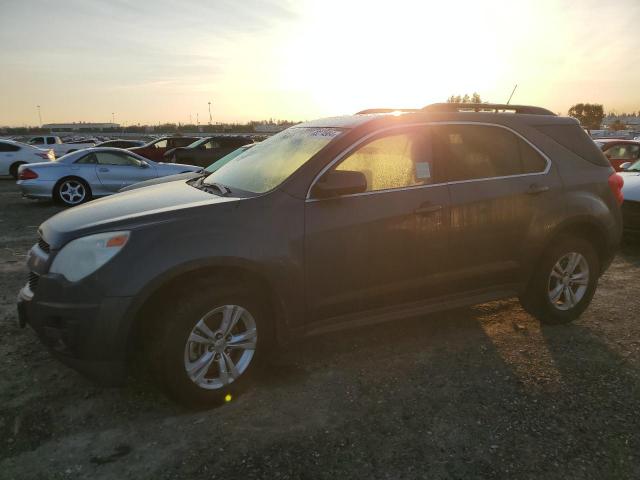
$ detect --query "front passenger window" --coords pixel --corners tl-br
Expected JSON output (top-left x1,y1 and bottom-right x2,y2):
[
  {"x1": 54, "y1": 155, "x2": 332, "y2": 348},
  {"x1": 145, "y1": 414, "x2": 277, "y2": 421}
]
[{"x1": 334, "y1": 130, "x2": 434, "y2": 193}]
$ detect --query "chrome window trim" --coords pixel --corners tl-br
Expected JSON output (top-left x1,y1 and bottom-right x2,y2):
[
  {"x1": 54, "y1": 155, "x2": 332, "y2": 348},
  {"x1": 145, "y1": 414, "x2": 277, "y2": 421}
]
[{"x1": 305, "y1": 121, "x2": 552, "y2": 201}]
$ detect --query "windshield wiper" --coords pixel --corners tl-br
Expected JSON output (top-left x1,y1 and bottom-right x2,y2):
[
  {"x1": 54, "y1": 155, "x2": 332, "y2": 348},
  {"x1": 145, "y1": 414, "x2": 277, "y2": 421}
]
[{"x1": 207, "y1": 182, "x2": 231, "y2": 196}]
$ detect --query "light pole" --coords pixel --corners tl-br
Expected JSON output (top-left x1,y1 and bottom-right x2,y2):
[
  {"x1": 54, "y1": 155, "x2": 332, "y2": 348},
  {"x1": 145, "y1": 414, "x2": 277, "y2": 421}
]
[
  {"x1": 36, "y1": 105, "x2": 42, "y2": 127},
  {"x1": 208, "y1": 101, "x2": 212, "y2": 125},
  {"x1": 112, "y1": 112, "x2": 115, "y2": 125}
]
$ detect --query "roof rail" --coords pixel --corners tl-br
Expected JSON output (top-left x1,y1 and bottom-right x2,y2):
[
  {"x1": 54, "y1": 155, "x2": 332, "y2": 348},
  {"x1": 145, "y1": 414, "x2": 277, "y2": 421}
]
[
  {"x1": 355, "y1": 108, "x2": 420, "y2": 115},
  {"x1": 422, "y1": 103, "x2": 556, "y2": 116}
]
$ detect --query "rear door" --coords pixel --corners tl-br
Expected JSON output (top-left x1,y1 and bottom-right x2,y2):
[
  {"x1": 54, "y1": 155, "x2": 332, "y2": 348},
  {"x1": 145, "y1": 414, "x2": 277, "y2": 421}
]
[
  {"x1": 94, "y1": 151, "x2": 157, "y2": 191},
  {"x1": 432, "y1": 123, "x2": 560, "y2": 290},
  {"x1": 304, "y1": 126, "x2": 451, "y2": 324}
]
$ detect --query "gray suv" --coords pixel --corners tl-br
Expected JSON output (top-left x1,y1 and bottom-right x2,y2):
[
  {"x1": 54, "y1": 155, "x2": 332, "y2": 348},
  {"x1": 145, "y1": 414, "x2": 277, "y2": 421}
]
[{"x1": 17, "y1": 103, "x2": 624, "y2": 406}]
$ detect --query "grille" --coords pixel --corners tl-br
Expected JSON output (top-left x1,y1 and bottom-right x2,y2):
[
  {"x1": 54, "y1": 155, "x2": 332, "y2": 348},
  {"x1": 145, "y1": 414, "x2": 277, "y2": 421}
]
[
  {"x1": 28, "y1": 271, "x2": 40, "y2": 291},
  {"x1": 38, "y1": 237, "x2": 50, "y2": 253}
]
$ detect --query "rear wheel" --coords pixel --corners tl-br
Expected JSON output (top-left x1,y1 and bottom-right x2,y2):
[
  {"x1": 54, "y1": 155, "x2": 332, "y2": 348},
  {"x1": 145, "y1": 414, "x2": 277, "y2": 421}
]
[
  {"x1": 9, "y1": 162, "x2": 26, "y2": 179},
  {"x1": 519, "y1": 236, "x2": 599, "y2": 324},
  {"x1": 149, "y1": 280, "x2": 272, "y2": 407},
  {"x1": 54, "y1": 177, "x2": 92, "y2": 206}
]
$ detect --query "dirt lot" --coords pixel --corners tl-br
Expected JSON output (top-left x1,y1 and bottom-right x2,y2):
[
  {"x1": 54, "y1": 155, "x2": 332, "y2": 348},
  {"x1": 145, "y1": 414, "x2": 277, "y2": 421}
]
[{"x1": 1, "y1": 178, "x2": 639, "y2": 480}]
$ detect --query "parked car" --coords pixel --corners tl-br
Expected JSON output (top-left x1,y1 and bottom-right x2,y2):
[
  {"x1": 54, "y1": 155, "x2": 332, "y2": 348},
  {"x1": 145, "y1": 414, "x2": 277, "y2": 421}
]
[
  {"x1": 121, "y1": 144, "x2": 254, "y2": 192},
  {"x1": 17, "y1": 103, "x2": 623, "y2": 406},
  {"x1": 0, "y1": 139, "x2": 55, "y2": 178},
  {"x1": 163, "y1": 136, "x2": 254, "y2": 168},
  {"x1": 16, "y1": 147, "x2": 202, "y2": 206},
  {"x1": 95, "y1": 139, "x2": 146, "y2": 149},
  {"x1": 129, "y1": 136, "x2": 199, "y2": 162},
  {"x1": 26, "y1": 136, "x2": 96, "y2": 158},
  {"x1": 618, "y1": 159, "x2": 640, "y2": 233},
  {"x1": 594, "y1": 139, "x2": 640, "y2": 171}
]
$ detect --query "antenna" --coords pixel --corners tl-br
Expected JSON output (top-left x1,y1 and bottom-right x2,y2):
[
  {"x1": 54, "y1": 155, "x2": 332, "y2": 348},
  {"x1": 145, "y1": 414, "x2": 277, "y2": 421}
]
[{"x1": 506, "y1": 84, "x2": 518, "y2": 105}]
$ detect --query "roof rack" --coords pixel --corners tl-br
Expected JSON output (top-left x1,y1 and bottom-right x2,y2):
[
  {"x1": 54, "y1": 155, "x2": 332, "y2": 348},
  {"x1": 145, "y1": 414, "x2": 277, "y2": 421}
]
[
  {"x1": 422, "y1": 103, "x2": 556, "y2": 116},
  {"x1": 355, "y1": 108, "x2": 420, "y2": 115}
]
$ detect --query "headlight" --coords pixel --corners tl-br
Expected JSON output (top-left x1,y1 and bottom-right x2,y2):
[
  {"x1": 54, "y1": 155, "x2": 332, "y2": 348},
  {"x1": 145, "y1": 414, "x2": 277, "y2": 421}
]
[{"x1": 50, "y1": 231, "x2": 130, "y2": 282}]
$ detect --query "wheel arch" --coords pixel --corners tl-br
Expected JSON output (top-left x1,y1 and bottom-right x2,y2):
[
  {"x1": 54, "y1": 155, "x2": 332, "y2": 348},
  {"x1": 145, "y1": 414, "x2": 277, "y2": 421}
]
[
  {"x1": 9, "y1": 161, "x2": 27, "y2": 178},
  {"x1": 538, "y1": 216, "x2": 611, "y2": 274},
  {"x1": 125, "y1": 262, "x2": 286, "y2": 359}
]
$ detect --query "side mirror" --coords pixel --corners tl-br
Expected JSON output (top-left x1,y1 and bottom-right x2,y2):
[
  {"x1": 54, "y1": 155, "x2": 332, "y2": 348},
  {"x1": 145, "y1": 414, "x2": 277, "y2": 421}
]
[
  {"x1": 139, "y1": 160, "x2": 150, "y2": 168},
  {"x1": 619, "y1": 162, "x2": 631, "y2": 170},
  {"x1": 311, "y1": 170, "x2": 367, "y2": 198}
]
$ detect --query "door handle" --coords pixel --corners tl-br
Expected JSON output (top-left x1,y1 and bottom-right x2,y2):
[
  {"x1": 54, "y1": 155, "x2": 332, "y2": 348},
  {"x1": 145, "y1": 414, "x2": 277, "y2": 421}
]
[
  {"x1": 527, "y1": 184, "x2": 549, "y2": 195},
  {"x1": 98, "y1": 167, "x2": 109, "y2": 172},
  {"x1": 414, "y1": 204, "x2": 443, "y2": 216}
]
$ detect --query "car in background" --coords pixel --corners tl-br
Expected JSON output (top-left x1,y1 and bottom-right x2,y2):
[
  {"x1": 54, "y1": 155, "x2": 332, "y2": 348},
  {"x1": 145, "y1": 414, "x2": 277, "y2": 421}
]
[
  {"x1": 121, "y1": 144, "x2": 254, "y2": 192},
  {"x1": 618, "y1": 158, "x2": 640, "y2": 233},
  {"x1": 129, "y1": 136, "x2": 199, "y2": 162},
  {"x1": 27, "y1": 136, "x2": 96, "y2": 157},
  {"x1": 17, "y1": 147, "x2": 202, "y2": 206},
  {"x1": 95, "y1": 139, "x2": 146, "y2": 149},
  {"x1": 594, "y1": 139, "x2": 640, "y2": 171},
  {"x1": 163, "y1": 136, "x2": 254, "y2": 168},
  {"x1": 0, "y1": 139, "x2": 55, "y2": 178}
]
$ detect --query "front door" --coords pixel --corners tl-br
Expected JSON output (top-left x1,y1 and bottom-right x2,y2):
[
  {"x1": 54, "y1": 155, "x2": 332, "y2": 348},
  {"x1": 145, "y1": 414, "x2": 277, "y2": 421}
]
[
  {"x1": 94, "y1": 151, "x2": 157, "y2": 191},
  {"x1": 304, "y1": 126, "x2": 451, "y2": 324}
]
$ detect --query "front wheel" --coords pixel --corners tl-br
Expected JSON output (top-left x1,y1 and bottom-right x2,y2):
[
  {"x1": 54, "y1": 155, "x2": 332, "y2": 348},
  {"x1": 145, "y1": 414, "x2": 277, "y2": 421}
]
[
  {"x1": 519, "y1": 236, "x2": 600, "y2": 324},
  {"x1": 149, "y1": 281, "x2": 271, "y2": 407},
  {"x1": 54, "y1": 178, "x2": 92, "y2": 206}
]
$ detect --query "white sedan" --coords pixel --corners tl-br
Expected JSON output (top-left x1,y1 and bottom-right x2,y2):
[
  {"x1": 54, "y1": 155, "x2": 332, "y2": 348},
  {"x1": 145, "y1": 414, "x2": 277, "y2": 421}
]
[
  {"x1": 0, "y1": 139, "x2": 55, "y2": 178},
  {"x1": 17, "y1": 147, "x2": 203, "y2": 206}
]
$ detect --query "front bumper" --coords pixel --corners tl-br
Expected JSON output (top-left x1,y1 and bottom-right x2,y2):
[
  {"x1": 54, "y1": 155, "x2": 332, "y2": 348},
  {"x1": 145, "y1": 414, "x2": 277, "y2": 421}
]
[
  {"x1": 17, "y1": 277, "x2": 134, "y2": 385},
  {"x1": 17, "y1": 180, "x2": 56, "y2": 200}
]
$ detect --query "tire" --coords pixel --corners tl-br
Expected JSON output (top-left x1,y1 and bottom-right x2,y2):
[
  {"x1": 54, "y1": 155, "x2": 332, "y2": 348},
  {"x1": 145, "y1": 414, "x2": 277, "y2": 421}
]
[
  {"x1": 148, "y1": 279, "x2": 272, "y2": 408},
  {"x1": 519, "y1": 235, "x2": 600, "y2": 324},
  {"x1": 53, "y1": 177, "x2": 92, "y2": 207},
  {"x1": 9, "y1": 162, "x2": 26, "y2": 179}
]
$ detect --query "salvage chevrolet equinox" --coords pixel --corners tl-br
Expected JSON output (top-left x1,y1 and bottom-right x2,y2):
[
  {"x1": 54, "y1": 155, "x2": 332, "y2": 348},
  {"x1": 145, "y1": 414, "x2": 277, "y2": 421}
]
[{"x1": 17, "y1": 103, "x2": 624, "y2": 406}]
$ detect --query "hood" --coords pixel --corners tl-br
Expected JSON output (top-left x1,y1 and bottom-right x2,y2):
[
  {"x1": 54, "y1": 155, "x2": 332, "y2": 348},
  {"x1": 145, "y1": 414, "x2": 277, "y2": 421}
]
[
  {"x1": 40, "y1": 180, "x2": 239, "y2": 248},
  {"x1": 620, "y1": 171, "x2": 640, "y2": 202},
  {"x1": 120, "y1": 172, "x2": 202, "y2": 192}
]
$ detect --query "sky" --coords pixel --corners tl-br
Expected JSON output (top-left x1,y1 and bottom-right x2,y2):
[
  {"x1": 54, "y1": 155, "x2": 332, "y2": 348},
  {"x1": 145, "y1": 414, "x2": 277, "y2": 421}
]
[{"x1": 1, "y1": 0, "x2": 639, "y2": 127}]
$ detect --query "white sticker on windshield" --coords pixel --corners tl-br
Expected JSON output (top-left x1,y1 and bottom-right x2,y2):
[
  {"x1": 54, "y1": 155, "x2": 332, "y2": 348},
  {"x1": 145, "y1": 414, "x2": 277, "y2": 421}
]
[{"x1": 415, "y1": 162, "x2": 431, "y2": 179}]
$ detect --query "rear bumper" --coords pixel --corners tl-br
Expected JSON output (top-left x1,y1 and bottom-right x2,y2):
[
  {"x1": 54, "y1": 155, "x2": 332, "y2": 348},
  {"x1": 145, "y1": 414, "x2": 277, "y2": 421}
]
[
  {"x1": 17, "y1": 280, "x2": 134, "y2": 385},
  {"x1": 17, "y1": 180, "x2": 55, "y2": 200}
]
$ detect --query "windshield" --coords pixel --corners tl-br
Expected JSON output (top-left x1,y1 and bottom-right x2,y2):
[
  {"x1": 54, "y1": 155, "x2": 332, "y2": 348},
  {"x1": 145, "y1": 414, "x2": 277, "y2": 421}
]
[
  {"x1": 204, "y1": 145, "x2": 253, "y2": 173},
  {"x1": 203, "y1": 127, "x2": 342, "y2": 194},
  {"x1": 187, "y1": 137, "x2": 208, "y2": 148},
  {"x1": 625, "y1": 159, "x2": 640, "y2": 171}
]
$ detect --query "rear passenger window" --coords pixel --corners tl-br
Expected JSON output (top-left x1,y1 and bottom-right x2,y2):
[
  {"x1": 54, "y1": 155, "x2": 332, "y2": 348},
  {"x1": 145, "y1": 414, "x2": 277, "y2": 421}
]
[
  {"x1": 433, "y1": 125, "x2": 546, "y2": 181},
  {"x1": 519, "y1": 140, "x2": 547, "y2": 173}
]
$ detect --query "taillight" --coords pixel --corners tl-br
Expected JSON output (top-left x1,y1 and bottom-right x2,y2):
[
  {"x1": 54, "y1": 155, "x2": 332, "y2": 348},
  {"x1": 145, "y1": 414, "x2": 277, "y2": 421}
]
[
  {"x1": 608, "y1": 172, "x2": 624, "y2": 205},
  {"x1": 18, "y1": 168, "x2": 39, "y2": 180}
]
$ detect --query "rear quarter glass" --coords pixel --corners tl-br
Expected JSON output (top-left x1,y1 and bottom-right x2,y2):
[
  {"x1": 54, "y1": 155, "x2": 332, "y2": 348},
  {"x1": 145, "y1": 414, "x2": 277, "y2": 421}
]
[{"x1": 535, "y1": 125, "x2": 610, "y2": 167}]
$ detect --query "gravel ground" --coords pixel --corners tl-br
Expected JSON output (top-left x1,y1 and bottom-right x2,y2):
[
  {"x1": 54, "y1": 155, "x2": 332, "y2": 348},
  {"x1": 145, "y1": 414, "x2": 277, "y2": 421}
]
[{"x1": 1, "y1": 178, "x2": 639, "y2": 480}]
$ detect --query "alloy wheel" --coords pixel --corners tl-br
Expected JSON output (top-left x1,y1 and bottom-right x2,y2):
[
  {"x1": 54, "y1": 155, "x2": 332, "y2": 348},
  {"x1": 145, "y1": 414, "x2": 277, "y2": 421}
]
[
  {"x1": 183, "y1": 305, "x2": 257, "y2": 390},
  {"x1": 59, "y1": 180, "x2": 86, "y2": 205},
  {"x1": 547, "y1": 252, "x2": 589, "y2": 311}
]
